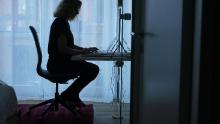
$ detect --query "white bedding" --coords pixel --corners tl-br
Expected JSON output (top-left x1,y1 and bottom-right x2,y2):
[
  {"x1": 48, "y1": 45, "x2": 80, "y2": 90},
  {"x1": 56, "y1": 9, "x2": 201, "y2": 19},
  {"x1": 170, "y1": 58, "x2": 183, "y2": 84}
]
[{"x1": 0, "y1": 80, "x2": 18, "y2": 124}]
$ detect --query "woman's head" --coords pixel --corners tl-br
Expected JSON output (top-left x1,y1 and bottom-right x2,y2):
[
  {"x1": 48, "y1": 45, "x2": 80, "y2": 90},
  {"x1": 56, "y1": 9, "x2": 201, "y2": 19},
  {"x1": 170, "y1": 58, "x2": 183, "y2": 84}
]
[{"x1": 54, "y1": 0, "x2": 82, "y2": 20}]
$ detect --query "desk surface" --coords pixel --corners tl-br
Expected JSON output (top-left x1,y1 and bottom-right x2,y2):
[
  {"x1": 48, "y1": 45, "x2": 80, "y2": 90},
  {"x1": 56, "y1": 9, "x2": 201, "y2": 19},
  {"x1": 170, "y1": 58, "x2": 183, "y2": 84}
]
[{"x1": 71, "y1": 52, "x2": 131, "y2": 61}]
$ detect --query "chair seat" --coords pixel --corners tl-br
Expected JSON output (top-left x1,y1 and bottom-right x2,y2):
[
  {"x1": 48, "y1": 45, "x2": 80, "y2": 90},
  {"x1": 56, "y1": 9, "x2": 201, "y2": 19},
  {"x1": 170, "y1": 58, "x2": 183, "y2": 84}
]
[{"x1": 38, "y1": 69, "x2": 77, "y2": 84}]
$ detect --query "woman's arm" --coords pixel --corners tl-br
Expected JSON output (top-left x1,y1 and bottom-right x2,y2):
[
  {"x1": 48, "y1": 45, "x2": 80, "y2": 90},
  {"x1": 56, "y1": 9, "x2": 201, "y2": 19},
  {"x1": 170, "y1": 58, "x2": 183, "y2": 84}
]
[
  {"x1": 57, "y1": 34, "x2": 88, "y2": 55},
  {"x1": 73, "y1": 45, "x2": 83, "y2": 50},
  {"x1": 57, "y1": 34, "x2": 99, "y2": 55}
]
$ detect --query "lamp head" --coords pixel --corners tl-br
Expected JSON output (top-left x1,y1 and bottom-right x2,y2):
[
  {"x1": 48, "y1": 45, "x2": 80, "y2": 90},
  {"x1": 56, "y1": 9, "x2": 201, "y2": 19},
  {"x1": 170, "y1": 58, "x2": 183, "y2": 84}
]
[{"x1": 118, "y1": 0, "x2": 123, "y2": 6}]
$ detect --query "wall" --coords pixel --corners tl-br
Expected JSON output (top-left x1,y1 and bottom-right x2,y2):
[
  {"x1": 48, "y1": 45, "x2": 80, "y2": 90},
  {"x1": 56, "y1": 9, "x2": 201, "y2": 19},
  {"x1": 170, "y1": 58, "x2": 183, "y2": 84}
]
[{"x1": 131, "y1": 0, "x2": 183, "y2": 124}]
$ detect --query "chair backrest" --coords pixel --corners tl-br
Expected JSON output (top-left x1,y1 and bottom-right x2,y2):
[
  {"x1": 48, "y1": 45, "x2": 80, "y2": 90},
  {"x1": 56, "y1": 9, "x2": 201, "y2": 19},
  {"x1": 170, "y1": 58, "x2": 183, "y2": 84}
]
[
  {"x1": 29, "y1": 25, "x2": 74, "y2": 83},
  {"x1": 29, "y1": 26, "x2": 48, "y2": 77}
]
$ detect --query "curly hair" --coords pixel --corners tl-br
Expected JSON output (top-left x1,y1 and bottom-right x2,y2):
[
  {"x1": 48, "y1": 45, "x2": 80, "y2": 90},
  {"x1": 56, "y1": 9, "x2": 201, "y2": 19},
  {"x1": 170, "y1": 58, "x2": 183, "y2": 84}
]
[{"x1": 53, "y1": 0, "x2": 82, "y2": 18}]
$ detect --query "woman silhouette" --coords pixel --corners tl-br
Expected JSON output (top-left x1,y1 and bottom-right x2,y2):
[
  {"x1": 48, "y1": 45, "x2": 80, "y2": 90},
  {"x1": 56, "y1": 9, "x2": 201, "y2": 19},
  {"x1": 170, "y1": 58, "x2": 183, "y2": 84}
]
[{"x1": 47, "y1": 0, "x2": 99, "y2": 107}]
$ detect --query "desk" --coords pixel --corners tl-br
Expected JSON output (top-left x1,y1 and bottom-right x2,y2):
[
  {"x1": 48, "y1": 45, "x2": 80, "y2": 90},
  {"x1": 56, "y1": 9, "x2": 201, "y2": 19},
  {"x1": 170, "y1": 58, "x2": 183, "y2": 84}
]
[
  {"x1": 71, "y1": 52, "x2": 131, "y2": 120},
  {"x1": 71, "y1": 52, "x2": 131, "y2": 61}
]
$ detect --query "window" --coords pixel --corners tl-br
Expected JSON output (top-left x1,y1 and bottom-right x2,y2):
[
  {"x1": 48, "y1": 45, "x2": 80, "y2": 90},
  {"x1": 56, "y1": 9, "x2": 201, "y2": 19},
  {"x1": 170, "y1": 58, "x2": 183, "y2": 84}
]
[{"x1": 0, "y1": 0, "x2": 131, "y2": 103}]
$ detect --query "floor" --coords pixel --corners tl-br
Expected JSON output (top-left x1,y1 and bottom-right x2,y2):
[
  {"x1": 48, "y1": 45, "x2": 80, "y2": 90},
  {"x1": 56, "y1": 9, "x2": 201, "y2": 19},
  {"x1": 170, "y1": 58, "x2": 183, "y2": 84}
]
[
  {"x1": 18, "y1": 100, "x2": 130, "y2": 124},
  {"x1": 93, "y1": 102, "x2": 130, "y2": 124}
]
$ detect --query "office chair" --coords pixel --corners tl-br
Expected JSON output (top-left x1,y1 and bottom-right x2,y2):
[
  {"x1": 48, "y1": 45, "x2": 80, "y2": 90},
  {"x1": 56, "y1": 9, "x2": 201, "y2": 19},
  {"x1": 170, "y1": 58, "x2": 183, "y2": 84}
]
[{"x1": 28, "y1": 26, "x2": 80, "y2": 119}]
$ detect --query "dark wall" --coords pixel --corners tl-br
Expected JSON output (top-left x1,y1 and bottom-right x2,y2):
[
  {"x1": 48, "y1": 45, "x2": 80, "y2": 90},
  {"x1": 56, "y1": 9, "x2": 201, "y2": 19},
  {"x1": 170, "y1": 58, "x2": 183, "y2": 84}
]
[
  {"x1": 179, "y1": 0, "x2": 196, "y2": 123},
  {"x1": 198, "y1": 0, "x2": 218, "y2": 124}
]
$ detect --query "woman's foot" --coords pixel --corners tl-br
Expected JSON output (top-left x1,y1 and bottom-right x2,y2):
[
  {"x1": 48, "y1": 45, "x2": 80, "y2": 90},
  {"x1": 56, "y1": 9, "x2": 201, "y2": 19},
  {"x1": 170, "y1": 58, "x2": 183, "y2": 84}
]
[
  {"x1": 75, "y1": 100, "x2": 87, "y2": 107},
  {"x1": 73, "y1": 97, "x2": 88, "y2": 108},
  {"x1": 60, "y1": 95, "x2": 80, "y2": 111},
  {"x1": 64, "y1": 100, "x2": 80, "y2": 111},
  {"x1": 60, "y1": 93, "x2": 88, "y2": 108}
]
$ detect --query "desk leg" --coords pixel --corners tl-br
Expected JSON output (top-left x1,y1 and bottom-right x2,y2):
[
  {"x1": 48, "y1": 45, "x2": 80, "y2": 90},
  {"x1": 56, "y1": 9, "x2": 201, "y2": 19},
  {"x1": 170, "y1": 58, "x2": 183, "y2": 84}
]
[{"x1": 112, "y1": 61, "x2": 124, "y2": 122}]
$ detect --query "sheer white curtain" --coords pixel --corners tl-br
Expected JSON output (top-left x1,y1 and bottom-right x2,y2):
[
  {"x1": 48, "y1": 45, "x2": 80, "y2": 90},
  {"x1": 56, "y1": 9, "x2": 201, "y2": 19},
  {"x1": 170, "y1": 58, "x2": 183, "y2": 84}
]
[{"x1": 0, "y1": 0, "x2": 131, "y2": 103}]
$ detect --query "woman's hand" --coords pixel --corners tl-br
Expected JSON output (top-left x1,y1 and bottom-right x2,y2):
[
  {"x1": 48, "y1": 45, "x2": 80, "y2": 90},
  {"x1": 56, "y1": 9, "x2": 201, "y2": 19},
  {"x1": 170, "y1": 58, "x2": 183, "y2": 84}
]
[
  {"x1": 82, "y1": 47, "x2": 98, "y2": 54},
  {"x1": 88, "y1": 47, "x2": 99, "y2": 52},
  {"x1": 82, "y1": 47, "x2": 99, "y2": 54}
]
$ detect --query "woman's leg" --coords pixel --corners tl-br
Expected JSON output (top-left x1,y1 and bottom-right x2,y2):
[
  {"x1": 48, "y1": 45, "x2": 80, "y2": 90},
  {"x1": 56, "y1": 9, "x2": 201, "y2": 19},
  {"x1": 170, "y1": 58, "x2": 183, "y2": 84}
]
[{"x1": 61, "y1": 61, "x2": 99, "y2": 104}]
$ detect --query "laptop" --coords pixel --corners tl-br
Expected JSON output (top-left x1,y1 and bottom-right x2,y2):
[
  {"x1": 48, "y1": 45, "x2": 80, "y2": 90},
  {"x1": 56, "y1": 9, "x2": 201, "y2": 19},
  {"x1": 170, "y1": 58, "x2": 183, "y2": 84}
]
[{"x1": 85, "y1": 50, "x2": 112, "y2": 57}]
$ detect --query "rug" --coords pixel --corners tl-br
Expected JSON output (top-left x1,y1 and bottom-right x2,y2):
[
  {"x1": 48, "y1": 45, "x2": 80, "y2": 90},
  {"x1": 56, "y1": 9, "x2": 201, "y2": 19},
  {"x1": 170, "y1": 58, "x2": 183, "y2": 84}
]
[{"x1": 18, "y1": 104, "x2": 94, "y2": 124}]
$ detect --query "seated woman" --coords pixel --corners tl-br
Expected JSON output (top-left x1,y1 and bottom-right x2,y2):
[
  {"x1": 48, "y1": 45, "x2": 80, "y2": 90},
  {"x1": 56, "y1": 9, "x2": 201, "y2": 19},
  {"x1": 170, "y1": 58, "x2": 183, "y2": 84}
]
[{"x1": 47, "y1": 0, "x2": 99, "y2": 108}]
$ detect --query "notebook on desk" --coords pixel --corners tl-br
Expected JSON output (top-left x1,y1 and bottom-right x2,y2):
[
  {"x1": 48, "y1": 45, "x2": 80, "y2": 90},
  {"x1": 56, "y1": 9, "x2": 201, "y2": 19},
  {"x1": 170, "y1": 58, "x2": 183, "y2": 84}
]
[
  {"x1": 85, "y1": 50, "x2": 112, "y2": 57},
  {"x1": 71, "y1": 50, "x2": 131, "y2": 61},
  {"x1": 85, "y1": 50, "x2": 130, "y2": 57}
]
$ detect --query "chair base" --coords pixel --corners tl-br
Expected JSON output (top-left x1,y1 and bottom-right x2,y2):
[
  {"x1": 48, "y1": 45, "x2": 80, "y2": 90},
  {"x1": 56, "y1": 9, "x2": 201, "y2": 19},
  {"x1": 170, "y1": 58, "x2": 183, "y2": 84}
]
[{"x1": 27, "y1": 94, "x2": 80, "y2": 119}]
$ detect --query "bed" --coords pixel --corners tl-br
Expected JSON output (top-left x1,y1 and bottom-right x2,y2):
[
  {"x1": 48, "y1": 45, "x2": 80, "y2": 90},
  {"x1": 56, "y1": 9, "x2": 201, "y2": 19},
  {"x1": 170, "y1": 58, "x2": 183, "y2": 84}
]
[{"x1": 0, "y1": 80, "x2": 19, "y2": 124}]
